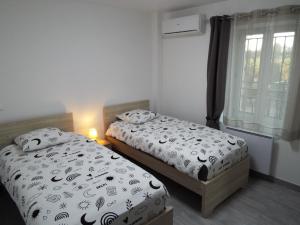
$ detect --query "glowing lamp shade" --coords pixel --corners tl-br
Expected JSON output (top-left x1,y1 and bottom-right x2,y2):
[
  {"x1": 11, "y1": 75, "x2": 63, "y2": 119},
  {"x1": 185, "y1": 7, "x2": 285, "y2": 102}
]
[{"x1": 88, "y1": 128, "x2": 98, "y2": 140}]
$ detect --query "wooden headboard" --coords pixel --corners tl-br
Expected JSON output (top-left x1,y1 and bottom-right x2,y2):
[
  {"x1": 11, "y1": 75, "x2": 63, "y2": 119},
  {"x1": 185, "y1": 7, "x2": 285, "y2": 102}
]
[
  {"x1": 0, "y1": 113, "x2": 74, "y2": 149},
  {"x1": 103, "y1": 100, "x2": 149, "y2": 131}
]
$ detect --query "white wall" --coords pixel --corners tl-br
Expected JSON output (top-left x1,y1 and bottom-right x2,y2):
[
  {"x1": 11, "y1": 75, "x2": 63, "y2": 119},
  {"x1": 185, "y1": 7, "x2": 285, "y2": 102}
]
[
  {"x1": 159, "y1": 0, "x2": 300, "y2": 186},
  {"x1": 0, "y1": 0, "x2": 153, "y2": 136}
]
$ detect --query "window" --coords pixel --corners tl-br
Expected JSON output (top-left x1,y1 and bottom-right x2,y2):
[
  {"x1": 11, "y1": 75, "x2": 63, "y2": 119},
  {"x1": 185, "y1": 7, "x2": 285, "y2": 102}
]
[
  {"x1": 239, "y1": 34, "x2": 263, "y2": 114},
  {"x1": 239, "y1": 31, "x2": 295, "y2": 121},
  {"x1": 223, "y1": 6, "x2": 300, "y2": 139}
]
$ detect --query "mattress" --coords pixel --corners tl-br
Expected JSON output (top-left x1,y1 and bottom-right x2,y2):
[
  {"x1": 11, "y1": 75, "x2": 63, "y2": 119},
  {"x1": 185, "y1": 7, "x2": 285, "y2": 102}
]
[
  {"x1": 106, "y1": 115, "x2": 248, "y2": 181},
  {"x1": 0, "y1": 133, "x2": 168, "y2": 225}
]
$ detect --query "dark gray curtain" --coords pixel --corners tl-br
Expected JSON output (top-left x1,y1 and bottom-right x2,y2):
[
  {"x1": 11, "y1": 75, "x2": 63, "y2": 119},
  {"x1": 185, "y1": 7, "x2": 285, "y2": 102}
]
[{"x1": 206, "y1": 16, "x2": 231, "y2": 129}]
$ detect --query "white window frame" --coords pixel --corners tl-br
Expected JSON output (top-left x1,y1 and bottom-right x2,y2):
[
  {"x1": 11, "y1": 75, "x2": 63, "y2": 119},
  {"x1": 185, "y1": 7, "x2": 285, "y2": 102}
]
[{"x1": 232, "y1": 20, "x2": 296, "y2": 128}]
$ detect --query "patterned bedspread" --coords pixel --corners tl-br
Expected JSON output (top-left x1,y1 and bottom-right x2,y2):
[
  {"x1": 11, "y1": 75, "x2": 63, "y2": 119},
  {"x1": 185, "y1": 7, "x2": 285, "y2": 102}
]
[
  {"x1": 0, "y1": 133, "x2": 168, "y2": 225},
  {"x1": 106, "y1": 115, "x2": 248, "y2": 181}
]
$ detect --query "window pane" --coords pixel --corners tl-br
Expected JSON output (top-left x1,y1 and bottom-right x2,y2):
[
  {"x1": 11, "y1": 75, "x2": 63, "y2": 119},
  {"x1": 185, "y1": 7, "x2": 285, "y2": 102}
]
[
  {"x1": 266, "y1": 32, "x2": 295, "y2": 119},
  {"x1": 239, "y1": 96, "x2": 256, "y2": 113},
  {"x1": 265, "y1": 98, "x2": 285, "y2": 119},
  {"x1": 239, "y1": 34, "x2": 263, "y2": 113},
  {"x1": 269, "y1": 32, "x2": 294, "y2": 89}
]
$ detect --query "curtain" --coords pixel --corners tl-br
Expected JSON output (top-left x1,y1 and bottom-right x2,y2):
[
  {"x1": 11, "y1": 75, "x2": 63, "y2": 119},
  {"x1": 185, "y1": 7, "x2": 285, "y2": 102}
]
[
  {"x1": 224, "y1": 5, "x2": 300, "y2": 141},
  {"x1": 206, "y1": 16, "x2": 231, "y2": 129}
]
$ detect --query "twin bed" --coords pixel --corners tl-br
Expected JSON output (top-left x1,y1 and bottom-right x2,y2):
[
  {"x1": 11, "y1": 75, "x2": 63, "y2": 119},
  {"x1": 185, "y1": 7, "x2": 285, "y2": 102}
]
[
  {"x1": 0, "y1": 113, "x2": 172, "y2": 225},
  {"x1": 104, "y1": 100, "x2": 250, "y2": 217},
  {"x1": 0, "y1": 99, "x2": 249, "y2": 225}
]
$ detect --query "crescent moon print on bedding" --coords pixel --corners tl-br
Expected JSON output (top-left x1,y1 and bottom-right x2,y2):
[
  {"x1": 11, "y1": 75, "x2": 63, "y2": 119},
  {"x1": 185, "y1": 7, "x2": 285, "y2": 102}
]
[
  {"x1": 0, "y1": 133, "x2": 168, "y2": 225},
  {"x1": 106, "y1": 115, "x2": 248, "y2": 181},
  {"x1": 14, "y1": 128, "x2": 71, "y2": 152}
]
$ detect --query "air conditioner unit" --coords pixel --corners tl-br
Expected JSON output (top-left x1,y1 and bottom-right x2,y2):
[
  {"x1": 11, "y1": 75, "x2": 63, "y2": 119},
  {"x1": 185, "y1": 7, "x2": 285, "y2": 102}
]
[{"x1": 162, "y1": 14, "x2": 206, "y2": 38}]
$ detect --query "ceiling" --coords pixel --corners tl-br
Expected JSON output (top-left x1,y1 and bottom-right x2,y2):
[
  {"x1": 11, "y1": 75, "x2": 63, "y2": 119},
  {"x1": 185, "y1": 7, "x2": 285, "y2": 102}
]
[{"x1": 94, "y1": 0, "x2": 227, "y2": 12}]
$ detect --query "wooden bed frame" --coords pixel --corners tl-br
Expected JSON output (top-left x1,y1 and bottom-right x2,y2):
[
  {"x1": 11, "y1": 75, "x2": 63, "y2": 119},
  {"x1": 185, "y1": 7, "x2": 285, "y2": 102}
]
[
  {"x1": 103, "y1": 100, "x2": 250, "y2": 217},
  {"x1": 0, "y1": 113, "x2": 74, "y2": 147},
  {"x1": 0, "y1": 113, "x2": 173, "y2": 225}
]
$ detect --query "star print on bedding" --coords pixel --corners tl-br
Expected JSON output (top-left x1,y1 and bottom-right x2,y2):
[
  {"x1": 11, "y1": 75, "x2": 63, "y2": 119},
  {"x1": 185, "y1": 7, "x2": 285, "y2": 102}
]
[
  {"x1": 106, "y1": 115, "x2": 248, "y2": 181},
  {"x1": 0, "y1": 133, "x2": 168, "y2": 225}
]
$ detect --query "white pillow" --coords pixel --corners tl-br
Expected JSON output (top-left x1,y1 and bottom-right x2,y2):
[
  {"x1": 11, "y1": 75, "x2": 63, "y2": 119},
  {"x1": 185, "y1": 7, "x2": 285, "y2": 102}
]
[
  {"x1": 117, "y1": 109, "x2": 159, "y2": 124},
  {"x1": 14, "y1": 127, "x2": 71, "y2": 152}
]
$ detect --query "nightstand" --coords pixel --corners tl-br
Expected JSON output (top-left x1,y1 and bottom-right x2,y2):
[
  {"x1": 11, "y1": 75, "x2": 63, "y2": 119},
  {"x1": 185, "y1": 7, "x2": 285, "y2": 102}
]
[{"x1": 97, "y1": 139, "x2": 112, "y2": 149}]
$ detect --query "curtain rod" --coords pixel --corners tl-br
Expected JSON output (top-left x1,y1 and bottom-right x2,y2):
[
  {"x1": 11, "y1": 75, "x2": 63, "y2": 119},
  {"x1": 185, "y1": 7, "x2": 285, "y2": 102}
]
[
  {"x1": 206, "y1": 4, "x2": 300, "y2": 23},
  {"x1": 205, "y1": 15, "x2": 233, "y2": 24}
]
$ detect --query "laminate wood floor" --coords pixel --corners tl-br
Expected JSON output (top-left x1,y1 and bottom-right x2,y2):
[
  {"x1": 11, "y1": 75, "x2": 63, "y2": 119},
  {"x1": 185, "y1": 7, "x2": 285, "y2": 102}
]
[
  {"x1": 162, "y1": 176, "x2": 300, "y2": 225},
  {"x1": 0, "y1": 176, "x2": 299, "y2": 225}
]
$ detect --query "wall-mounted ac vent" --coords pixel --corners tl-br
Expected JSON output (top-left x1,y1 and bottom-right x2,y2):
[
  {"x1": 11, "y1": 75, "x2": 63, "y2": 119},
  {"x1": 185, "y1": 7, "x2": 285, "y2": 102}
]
[{"x1": 162, "y1": 14, "x2": 205, "y2": 38}]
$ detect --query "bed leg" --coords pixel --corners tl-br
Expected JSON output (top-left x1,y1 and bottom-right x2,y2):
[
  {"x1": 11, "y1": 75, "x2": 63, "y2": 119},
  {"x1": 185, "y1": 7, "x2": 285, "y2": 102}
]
[
  {"x1": 144, "y1": 207, "x2": 173, "y2": 225},
  {"x1": 201, "y1": 192, "x2": 215, "y2": 218},
  {"x1": 201, "y1": 171, "x2": 249, "y2": 218},
  {"x1": 201, "y1": 158, "x2": 250, "y2": 217},
  {"x1": 201, "y1": 206, "x2": 214, "y2": 218}
]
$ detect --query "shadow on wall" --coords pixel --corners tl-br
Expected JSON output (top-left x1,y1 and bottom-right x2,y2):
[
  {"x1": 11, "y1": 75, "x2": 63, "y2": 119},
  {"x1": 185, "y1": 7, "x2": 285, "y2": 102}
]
[
  {"x1": 271, "y1": 141, "x2": 280, "y2": 177},
  {"x1": 289, "y1": 139, "x2": 300, "y2": 151},
  {"x1": 270, "y1": 138, "x2": 300, "y2": 185}
]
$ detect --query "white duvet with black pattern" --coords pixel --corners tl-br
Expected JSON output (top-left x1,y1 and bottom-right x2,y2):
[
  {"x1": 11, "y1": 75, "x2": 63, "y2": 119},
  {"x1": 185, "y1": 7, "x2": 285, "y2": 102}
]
[
  {"x1": 0, "y1": 133, "x2": 168, "y2": 225},
  {"x1": 106, "y1": 115, "x2": 248, "y2": 181}
]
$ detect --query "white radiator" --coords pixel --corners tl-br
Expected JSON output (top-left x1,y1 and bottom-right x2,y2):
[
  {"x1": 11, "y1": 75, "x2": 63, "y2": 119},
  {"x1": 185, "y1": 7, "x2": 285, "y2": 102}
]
[{"x1": 222, "y1": 126, "x2": 273, "y2": 175}]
